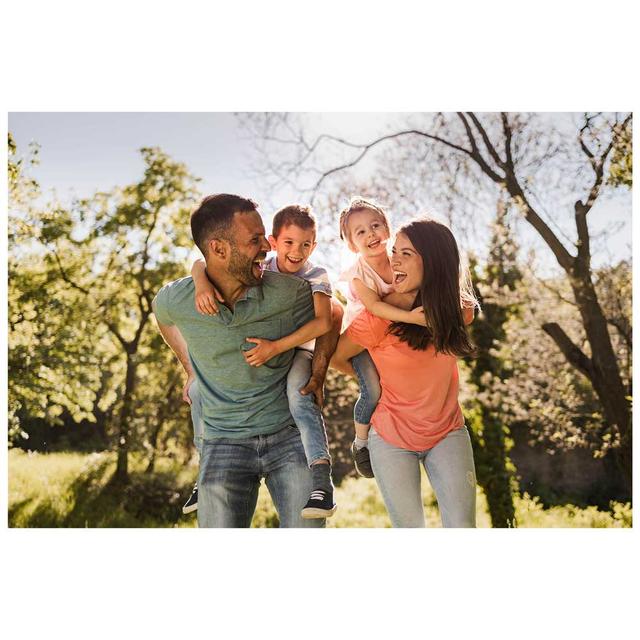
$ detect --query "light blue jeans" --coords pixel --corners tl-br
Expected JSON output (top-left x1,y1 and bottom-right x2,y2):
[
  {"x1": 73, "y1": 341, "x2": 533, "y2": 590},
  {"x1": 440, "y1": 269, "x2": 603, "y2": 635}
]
[
  {"x1": 351, "y1": 350, "x2": 381, "y2": 425},
  {"x1": 287, "y1": 349, "x2": 331, "y2": 466},
  {"x1": 369, "y1": 426, "x2": 477, "y2": 528},
  {"x1": 198, "y1": 425, "x2": 324, "y2": 528}
]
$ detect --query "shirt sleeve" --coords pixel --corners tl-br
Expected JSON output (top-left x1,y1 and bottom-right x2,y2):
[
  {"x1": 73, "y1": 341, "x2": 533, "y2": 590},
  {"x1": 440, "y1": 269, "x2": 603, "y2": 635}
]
[
  {"x1": 291, "y1": 278, "x2": 315, "y2": 330},
  {"x1": 306, "y1": 265, "x2": 332, "y2": 297},
  {"x1": 152, "y1": 284, "x2": 174, "y2": 326},
  {"x1": 346, "y1": 310, "x2": 388, "y2": 350}
]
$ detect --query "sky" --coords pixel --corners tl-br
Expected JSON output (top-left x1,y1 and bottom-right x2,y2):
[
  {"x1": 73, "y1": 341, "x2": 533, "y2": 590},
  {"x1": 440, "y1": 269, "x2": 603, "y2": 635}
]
[{"x1": 9, "y1": 112, "x2": 632, "y2": 278}]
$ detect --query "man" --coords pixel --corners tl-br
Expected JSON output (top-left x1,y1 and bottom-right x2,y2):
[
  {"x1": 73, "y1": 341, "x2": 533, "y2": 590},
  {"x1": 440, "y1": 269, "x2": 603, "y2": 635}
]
[{"x1": 153, "y1": 194, "x2": 341, "y2": 527}]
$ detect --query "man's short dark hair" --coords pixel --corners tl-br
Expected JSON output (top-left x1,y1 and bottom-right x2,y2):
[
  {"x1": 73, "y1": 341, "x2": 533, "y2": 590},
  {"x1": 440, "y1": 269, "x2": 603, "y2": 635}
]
[
  {"x1": 271, "y1": 204, "x2": 316, "y2": 238},
  {"x1": 191, "y1": 194, "x2": 259, "y2": 256}
]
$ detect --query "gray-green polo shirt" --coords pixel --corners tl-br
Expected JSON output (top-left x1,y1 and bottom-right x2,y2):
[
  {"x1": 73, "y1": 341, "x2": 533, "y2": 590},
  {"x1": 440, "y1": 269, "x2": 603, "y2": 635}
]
[{"x1": 153, "y1": 271, "x2": 315, "y2": 439}]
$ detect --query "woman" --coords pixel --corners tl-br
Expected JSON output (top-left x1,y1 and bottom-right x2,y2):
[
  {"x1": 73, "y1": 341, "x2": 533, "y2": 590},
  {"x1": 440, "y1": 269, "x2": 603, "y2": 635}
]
[{"x1": 332, "y1": 217, "x2": 478, "y2": 527}]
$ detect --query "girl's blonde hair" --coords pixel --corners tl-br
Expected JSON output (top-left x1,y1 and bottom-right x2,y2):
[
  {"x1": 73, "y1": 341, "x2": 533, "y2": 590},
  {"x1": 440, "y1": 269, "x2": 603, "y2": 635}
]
[{"x1": 338, "y1": 197, "x2": 391, "y2": 244}]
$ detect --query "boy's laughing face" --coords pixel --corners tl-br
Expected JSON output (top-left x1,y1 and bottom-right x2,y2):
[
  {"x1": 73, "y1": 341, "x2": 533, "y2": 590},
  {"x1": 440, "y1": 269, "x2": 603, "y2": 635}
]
[{"x1": 269, "y1": 224, "x2": 317, "y2": 274}]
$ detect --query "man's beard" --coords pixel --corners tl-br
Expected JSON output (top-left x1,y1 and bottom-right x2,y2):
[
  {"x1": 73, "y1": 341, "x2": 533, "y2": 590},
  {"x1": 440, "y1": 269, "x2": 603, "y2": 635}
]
[{"x1": 228, "y1": 246, "x2": 266, "y2": 286}]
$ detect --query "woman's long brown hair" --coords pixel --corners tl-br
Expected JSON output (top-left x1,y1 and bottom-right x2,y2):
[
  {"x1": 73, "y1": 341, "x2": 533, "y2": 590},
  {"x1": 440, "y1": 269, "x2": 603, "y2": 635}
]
[{"x1": 387, "y1": 218, "x2": 477, "y2": 357}]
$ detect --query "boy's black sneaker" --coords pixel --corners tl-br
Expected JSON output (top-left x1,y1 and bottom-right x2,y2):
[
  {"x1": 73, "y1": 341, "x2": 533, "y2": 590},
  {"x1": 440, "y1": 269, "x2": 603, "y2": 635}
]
[
  {"x1": 182, "y1": 483, "x2": 198, "y2": 514},
  {"x1": 301, "y1": 489, "x2": 337, "y2": 519},
  {"x1": 351, "y1": 442, "x2": 375, "y2": 478}
]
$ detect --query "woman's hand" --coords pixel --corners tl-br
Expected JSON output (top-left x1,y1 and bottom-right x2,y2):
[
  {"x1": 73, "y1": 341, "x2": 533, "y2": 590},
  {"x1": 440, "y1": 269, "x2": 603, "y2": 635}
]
[{"x1": 243, "y1": 338, "x2": 281, "y2": 367}]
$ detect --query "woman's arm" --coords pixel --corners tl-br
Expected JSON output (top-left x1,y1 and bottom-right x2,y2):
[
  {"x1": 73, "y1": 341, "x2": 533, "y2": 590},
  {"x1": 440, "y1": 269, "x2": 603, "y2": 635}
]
[
  {"x1": 244, "y1": 293, "x2": 332, "y2": 367},
  {"x1": 352, "y1": 278, "x2": 427, "y2": 326},
  {"x1": 329, "y1": 331, "x2": 365, "y2": 378}
]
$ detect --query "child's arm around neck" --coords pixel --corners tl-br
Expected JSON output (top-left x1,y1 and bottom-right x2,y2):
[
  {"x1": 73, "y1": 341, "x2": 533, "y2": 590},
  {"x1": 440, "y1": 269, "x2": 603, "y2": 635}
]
[{"x1": 352, "y1": 278, "x2": 427, "y2": 327}]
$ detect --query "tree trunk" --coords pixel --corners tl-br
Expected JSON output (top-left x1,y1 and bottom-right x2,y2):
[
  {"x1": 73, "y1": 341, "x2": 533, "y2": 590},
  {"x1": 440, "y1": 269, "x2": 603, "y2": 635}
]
[
  {"x1": 145, "y1": 376, "x2": 179, "y2": 474},
  {"x1": 113, "y1": 354, "x2": 137, "y2": 485},
  {"x1": 570, "y1": 270, "x2": 632, "y2": 487}
]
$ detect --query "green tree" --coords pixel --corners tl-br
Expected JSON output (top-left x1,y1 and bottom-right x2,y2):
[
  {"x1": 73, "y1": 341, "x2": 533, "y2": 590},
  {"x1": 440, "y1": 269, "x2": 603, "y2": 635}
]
[
  {"x1": 466, "y1": 199, "x2": 521, "y2": 527},
  {"x1": 9, "y1": 141, "x2": 201, "y2": 483}
]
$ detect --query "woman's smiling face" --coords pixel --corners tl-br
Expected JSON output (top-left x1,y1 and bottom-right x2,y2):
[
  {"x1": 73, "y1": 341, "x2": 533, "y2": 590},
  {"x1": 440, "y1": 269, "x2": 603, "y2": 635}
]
[{"x1": 391, "y1": 232, "x2": 424, "y2": 294}]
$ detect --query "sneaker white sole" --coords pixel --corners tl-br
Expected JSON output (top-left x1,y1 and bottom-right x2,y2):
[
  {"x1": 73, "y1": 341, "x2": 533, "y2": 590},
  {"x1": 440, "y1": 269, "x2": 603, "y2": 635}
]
[
  {"x1": 182, "y1": 503, "x2": 198, "y2": 515},
  {"x1": 301, "y1": 505, "x2": 337, "y2": 519}
]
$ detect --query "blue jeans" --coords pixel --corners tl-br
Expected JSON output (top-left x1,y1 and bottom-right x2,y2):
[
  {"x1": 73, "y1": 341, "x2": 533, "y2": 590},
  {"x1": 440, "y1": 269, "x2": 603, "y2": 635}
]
[
  {"x1": 198, "y1": 424, "x2": 325, "y2": 528},
  {"x1": 351, "y1": 350, "x2": 381, "y2": 425},
  {"x1": 287, "y1": 349, "x2": 330, "y2": 466},
  {"x1": 369, "y1": 426, "x2": 477, "y2": 528},
  {"x1": 187, "y1": 380, "x2": 205, "y2": 456}
]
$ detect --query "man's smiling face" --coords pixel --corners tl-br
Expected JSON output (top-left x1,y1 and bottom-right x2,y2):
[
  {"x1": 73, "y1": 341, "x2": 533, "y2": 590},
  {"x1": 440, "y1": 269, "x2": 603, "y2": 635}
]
[{"x1": 227, "y1": 210, "x2": 271, "y2": 286}]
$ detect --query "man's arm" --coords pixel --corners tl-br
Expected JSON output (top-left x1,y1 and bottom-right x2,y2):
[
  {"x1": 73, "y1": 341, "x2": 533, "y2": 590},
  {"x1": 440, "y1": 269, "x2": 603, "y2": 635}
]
[
  {"x1": 299, "y1": 300, "x2": 344, "y2": 407},
  {"x1": 154, "y1": 315, "x2": 195, "y2": 405}
]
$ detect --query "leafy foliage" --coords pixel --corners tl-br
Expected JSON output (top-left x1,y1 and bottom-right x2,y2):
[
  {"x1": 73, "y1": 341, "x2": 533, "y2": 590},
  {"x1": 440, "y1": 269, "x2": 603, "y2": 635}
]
[{"x1": 8, "y1": 138, "x2": 202, "y2": 482}]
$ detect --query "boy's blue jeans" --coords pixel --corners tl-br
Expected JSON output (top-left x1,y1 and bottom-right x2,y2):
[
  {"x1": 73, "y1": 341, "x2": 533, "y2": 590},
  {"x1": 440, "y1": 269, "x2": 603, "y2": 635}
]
[
  {"x1": 286, "y1": 349, "x2": 331, "y2": 466},
  {"x1": 351, "y1": 350, "x2": 381, "y2": 425}
]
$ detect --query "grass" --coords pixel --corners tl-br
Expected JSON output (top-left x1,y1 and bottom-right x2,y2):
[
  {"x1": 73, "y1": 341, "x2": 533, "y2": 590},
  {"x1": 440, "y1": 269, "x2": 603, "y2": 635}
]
[{"x1": 8, "y1": 449, "x2": 632, "y2": 528}]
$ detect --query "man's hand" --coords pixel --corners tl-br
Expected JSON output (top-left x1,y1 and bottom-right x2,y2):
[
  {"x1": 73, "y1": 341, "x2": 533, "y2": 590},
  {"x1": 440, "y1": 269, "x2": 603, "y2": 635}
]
[
  {"x1": 243, "y1": 337, "x2": 281, "y2": 367},
  {"x1": 182, "y1": 373, "x2": 196, "y2": 405},
  {"x1": 195, "y1": 281, "x2": 224, "y2": 316},
  {"x1": 299, "y1": 375, "x2": 324, "y2": 408}
]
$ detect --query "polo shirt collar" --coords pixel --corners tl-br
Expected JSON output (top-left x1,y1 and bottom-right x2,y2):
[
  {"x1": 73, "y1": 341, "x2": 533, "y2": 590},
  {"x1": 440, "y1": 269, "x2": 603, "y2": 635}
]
[{"x1": 243, "y1": 283, "x2": 264, "y2": 301}]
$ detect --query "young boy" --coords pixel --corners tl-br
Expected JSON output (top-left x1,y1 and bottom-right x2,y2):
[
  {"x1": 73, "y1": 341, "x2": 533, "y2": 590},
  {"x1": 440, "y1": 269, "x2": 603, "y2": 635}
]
[{"x1": 187, "y1": 204, "x2": 337, "y2": 519}]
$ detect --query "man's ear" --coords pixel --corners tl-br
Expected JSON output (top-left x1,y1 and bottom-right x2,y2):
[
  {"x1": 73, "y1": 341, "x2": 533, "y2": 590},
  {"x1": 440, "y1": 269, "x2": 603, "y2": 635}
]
[
  {"x1": 208, "y1": 237, "x2": 230, "y2": 261},
  {"x1": 268, "y1": 235, "x2": 277, "y2": 251},
  {"x1": 308, "y1": 240, "x2": 318, "y2": 256}
]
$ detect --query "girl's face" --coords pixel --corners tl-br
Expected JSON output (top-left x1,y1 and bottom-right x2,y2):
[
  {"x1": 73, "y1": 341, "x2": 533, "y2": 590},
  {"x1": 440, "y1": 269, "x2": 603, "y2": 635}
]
[
  {"x1": 391, "y1": 232, "x2": 424, "y2": 294},
  {"x1": 346, "y1": 209, "x2": 390, "y2": 257}
]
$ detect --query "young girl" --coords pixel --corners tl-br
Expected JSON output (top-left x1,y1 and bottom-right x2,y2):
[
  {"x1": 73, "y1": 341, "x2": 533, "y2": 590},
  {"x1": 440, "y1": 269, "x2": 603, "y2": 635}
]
[{"x1": 336, "y1": 198, "x2": 427, "y2": 478}]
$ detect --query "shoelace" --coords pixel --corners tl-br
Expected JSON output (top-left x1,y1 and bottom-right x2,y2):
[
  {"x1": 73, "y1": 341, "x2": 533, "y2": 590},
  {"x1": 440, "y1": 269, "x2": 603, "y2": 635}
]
[{"x1": 308, "y1": 490, "x2": 327, "y2": 501}]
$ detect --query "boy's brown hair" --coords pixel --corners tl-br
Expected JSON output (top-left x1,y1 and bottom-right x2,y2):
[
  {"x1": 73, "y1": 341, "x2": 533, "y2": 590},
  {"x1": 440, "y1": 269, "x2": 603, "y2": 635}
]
[
  {"x1": 338, "y1": 197, "x2": 391, "y2": 244},
  {"x1": 271, "y1": 204, "x2": 317, "y2": 238}
]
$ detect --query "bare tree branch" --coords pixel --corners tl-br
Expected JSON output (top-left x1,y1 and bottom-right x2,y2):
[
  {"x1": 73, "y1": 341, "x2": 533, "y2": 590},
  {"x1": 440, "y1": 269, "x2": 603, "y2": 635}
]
[
  {"x1": 312, "y1": 129, "x2": 473, "y2": 195},
  {"x1": 467, "y1": 112, "x2": 505, "y2": 169},
  {"x1": 542, "y1": 322, "x2": 594, "y2": 380},
  {"x1": 456, "y1": 112, "x2": 504, "y2": 183},
  {"x1": 501, "y1": 112, "x2": 514, "y2": 167}
]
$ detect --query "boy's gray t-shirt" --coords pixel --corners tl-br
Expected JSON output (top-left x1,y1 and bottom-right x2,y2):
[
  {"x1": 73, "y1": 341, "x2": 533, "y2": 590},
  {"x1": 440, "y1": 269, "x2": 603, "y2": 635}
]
[
  {"x1": 263, "y1": 255, "x2": 332, "y2": 351},
  {"x1": 153, "y1": 271, "x2": 315, "y2": 439}
]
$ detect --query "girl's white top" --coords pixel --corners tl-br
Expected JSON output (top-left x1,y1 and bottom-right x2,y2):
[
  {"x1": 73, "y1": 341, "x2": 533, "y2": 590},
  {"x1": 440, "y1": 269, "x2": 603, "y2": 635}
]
[{"x1": 338, "y1": 255, "x2": 395, "y2": 331}]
